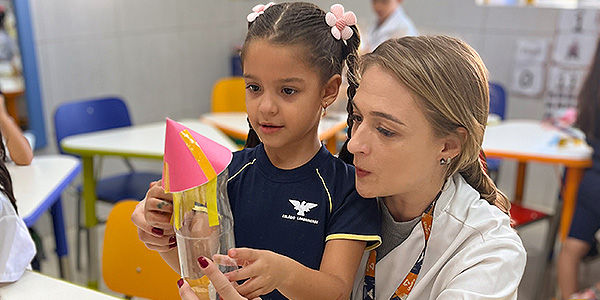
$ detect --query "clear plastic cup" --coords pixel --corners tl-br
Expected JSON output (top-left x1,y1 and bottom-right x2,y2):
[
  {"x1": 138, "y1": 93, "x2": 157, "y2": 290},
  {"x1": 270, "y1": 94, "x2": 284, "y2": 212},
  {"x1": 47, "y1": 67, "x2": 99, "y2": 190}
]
[{"x1": 173, "y1": 170, "x2": 235, "y2": 300}]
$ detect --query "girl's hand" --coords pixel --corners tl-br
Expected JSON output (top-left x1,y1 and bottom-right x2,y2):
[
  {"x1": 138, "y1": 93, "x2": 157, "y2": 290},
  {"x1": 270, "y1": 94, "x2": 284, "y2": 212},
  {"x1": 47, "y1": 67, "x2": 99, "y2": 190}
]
[
  {"x1": 131, "y1": 180, "x2": 176, "y2": 252},
  {"x1": 177, "y1": 257, "x2": 250, "y2": 300},
  {"x1": 224, "y1": 248, "x2": 293, "y2": 299}
]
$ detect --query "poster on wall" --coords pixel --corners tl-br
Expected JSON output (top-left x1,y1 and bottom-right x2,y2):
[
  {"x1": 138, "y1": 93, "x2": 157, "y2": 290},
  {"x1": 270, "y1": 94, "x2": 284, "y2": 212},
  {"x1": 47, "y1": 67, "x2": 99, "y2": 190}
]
[
  {"x1": 510, "y1": 38, "x2": 549, "y2": 96},
  {"x1": 511, "y1": 65, "x2": 545, "y2": 96},
  {"x1": 557, "y1": 9, "x2": 600, "y2": 33},
  {"x1": 552, "y1": 33, "x2": 599, "y2": 66},
  {"x1": 544, "y1": 65, "x2": 588, "y2": 116}
]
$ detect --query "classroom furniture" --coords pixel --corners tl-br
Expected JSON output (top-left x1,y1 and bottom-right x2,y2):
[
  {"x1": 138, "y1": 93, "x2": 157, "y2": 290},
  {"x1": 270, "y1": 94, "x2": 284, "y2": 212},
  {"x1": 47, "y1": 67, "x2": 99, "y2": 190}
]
[
  {"x1": 0, "y1": 270, "x2": 119, "y2": 299},
  {"x1": 60, "y1": 119, "x2": 236, "y2": 288},
  {"x1": 201, "y1": 111, "x2": 348, "y2": 154},
  {"x1": 487, "y1": 82, "x2": 507, "y2": 180},
  {"x1": 482, "y1": 120, "x2": 593, "y2": 300},
  {"x1": 102, "y1": 201, "x2": 180, "y2": 300},
  {"x1": 54, "y1": 97, "x2": 162, "y2": 272},
  {"x1": 211, "y1": 76, "x2": 246, "y2": 113},
  {"x1": 8, "y1": 155, "x2": 81, "y2": 280}
]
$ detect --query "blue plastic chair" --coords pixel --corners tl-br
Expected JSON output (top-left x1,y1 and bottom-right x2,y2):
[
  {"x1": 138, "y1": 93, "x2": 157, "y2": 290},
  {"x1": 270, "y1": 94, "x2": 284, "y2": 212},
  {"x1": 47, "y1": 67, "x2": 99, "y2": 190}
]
[
  {"x1": 54, "y1": 97, "x2": 161, "y2": 270},
  {"x1": 487, "y1": 82, "x2": 507, "y2": 180}
]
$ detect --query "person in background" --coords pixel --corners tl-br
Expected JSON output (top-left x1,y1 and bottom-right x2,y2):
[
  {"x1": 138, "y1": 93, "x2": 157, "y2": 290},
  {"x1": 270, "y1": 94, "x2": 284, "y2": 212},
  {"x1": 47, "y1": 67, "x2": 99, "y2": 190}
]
[
  {"x1": 0, "y1": 5, "x2": 17, "y2": 64},
  {"x1": 556, "y1": 38, "x2": 600, "y2": 300},
  {"x1": 179, "y1": 35, "x2": 527, "y2": 300},
  {"x1": 362, "y1": 0, "x2": 418, "y2": 53},
  {"x1": 0, "y1": 93, "x2": 32, "y2": 165},
  {"x1": 133, "y1": 3, "x2": 381, "y2": 300},
  {"x1": 0, "y1": 129, "x2": 36, "y2": 282}
]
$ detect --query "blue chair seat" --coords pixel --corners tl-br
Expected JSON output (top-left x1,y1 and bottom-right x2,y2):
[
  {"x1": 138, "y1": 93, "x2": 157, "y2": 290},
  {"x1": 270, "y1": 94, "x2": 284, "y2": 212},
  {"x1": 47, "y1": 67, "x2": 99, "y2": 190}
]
[{"x1": 80, "y1": 172, "x2": 161, "y2": 202}]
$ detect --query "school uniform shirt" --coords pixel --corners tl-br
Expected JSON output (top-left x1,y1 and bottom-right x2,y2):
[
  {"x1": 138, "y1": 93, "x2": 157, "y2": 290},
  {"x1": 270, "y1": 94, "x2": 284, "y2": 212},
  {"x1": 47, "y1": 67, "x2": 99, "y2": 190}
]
[
  {"x1": 351, "y1": 174, "x2": 526, "y2": 300},
  {"x1": 0, "y1": 192, "x2": 36, "y2": 282},
  {"x1": 228, "y1": 144, "x2": 381, "y2": 300},
  {"x1": 363, "y1": 6, "x2": 419, "y2": 53}
]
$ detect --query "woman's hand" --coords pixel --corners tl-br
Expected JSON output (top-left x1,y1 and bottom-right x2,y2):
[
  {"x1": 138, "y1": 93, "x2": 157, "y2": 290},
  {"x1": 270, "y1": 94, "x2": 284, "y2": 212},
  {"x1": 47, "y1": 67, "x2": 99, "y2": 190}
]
[
  {"x1": 178, "y1": 257, "x2": 250, "y2": 300},
  {"x1": 224, "y1": 248, "x2": 293, "y2": 299},
  {"x1": 131, "y1": 180, "x2": 176, "y2": 252}
]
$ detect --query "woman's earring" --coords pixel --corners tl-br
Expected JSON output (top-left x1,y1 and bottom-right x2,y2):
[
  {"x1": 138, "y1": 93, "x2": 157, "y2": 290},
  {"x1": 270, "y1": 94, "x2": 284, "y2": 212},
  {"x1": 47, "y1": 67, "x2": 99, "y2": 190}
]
[
  {"x1": 440, "y1": 157, "x2": 452, "y2": 165},
  {"x1": 322, "y1": 102, "x2": 328, "y2": 117}
]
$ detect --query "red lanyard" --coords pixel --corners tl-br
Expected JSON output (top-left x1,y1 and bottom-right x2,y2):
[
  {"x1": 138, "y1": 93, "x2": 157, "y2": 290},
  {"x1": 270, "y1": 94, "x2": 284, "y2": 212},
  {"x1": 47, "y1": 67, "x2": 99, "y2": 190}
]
[{"x1": 363, "y1": 200, "x2": 436, "y2": 300}]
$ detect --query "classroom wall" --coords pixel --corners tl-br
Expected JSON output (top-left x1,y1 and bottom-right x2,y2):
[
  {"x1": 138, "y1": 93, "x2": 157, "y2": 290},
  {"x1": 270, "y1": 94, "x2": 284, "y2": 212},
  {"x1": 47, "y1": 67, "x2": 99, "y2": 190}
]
[
  {"x1": 29, "y1": 0, "x2": 252, "y2": 151},
  {"x1": 30, "y1": 0, "x2": 565, "y2": 210}
]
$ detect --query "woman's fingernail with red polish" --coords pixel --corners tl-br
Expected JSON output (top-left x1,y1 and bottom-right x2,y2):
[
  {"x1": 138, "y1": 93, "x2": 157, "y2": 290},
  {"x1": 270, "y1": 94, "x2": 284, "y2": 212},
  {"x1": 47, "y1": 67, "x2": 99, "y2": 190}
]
[
  {"x1": 198, "y1": 256, "x2": 209, "y2": 268},
  {"x1": 169, "y1": 242, "x2": 177, "y2": 249},
  {"x1": 169, "y1": 236, "x2": 176, "y2": 243},
  {"x1": 177, "y1": 278, "x2": 184, "y2": 288},
  {"x1": 152, "y1": 227, "x2": 163, "y2": 236}
]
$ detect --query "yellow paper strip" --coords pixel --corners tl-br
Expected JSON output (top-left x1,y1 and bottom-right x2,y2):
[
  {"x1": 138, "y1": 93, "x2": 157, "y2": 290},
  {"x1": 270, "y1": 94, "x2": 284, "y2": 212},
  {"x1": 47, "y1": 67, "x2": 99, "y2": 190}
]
[
  {"x1": 173, "y1": 192, "x2": 182, "y2": 229},
  {"x1": 206, "y1": 177, "x2": 218, "y2": 226},
  {"x1": 163, "y1": 161, "x2": 171, "y2": 193},
  {"x1": 180, "y1": 129, "x2": 219, "y2": 226}
]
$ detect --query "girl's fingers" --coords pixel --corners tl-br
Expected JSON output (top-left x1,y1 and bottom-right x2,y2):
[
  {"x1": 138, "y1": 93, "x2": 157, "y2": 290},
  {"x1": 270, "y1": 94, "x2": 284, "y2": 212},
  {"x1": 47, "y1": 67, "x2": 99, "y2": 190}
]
[
  {"x1": 137, "y1": 229, "x2": 177, "y2": 252},
  {"x1": 224, "y1": 264, "x2": 254, "y2": 282}
]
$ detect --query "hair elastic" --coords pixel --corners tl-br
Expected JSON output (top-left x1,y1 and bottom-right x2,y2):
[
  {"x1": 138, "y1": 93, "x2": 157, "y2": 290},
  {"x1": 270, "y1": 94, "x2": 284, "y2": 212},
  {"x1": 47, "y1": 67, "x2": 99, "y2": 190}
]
[{"x1": 325, "y1": 4, "x2": 356, "y2": 41}]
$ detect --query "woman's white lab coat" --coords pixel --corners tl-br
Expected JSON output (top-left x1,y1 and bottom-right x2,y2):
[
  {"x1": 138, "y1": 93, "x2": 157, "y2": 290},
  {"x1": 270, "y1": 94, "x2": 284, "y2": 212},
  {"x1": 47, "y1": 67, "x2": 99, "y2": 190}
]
[{"x1": 352, "y1": 174, "x2": 526, "y2": 299}]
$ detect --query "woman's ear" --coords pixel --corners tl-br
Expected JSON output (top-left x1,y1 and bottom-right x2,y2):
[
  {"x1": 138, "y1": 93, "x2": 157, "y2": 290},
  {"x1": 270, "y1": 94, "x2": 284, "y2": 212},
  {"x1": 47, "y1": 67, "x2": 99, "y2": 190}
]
[
  {"x1": 321, "y1": 74, "x2": 342, "y2": 108},
  {"x1": 441, "y1": 127, "x2": 468, "y2": 159}
]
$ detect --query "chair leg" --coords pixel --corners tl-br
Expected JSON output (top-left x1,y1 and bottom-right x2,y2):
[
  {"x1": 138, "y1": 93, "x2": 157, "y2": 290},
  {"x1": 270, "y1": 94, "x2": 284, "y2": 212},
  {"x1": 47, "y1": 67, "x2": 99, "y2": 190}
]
[
  {"x1": 76, "y1": 193, "x2": 82, "y2": 271},
  {"x1": 534, "y1": 201, "x2": 563, "y2": 300}
]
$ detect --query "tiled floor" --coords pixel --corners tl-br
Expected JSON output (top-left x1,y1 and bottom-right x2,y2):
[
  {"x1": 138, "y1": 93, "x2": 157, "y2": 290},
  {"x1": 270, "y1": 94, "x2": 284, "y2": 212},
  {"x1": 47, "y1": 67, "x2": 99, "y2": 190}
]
[{"x1": 33, "y1": 184, "x2": 600, "y2": 300}]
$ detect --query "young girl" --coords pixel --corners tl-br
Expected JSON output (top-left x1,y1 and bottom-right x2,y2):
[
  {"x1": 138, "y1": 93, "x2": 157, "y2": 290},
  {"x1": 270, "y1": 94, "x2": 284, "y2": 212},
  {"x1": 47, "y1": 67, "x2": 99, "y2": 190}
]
[
  {"x1": 0, "y1": 130, "x2": 36, "y2": 282},
  {"x1": 132, "y1": 2, "x2": 381, "y2": 300}
]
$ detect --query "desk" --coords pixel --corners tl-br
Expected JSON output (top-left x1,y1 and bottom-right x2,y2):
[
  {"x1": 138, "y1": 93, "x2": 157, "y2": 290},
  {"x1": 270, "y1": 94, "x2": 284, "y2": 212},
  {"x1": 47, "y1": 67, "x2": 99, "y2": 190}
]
[
  {"x1": 201, "y1": 111, "x2": 348, "y2": 153},
  {"x1": 60, "y1": 119, "x2": 237, "y2": 287},
  {"x1": 0, "y1": 270, "x2": 118, "y2": 299},
  {"x1": 482, "y1": 120, "x2": 593, "y2": 240},
  {"x1": 8, "y1": 155, "x2": 81, "y2": 280}
]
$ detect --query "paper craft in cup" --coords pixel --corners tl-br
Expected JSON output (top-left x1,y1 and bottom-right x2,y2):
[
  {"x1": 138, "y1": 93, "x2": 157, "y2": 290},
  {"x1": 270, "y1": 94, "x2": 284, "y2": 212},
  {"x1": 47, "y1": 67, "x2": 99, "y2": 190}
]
[{"x1": 163, "y1": 118, "x2": 236, "y2": 300}]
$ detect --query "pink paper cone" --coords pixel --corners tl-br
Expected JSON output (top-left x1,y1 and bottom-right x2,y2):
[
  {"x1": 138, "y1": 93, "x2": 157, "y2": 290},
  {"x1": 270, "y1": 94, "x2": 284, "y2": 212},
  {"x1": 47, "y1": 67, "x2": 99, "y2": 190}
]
[{"x1": 163, "y1": 118, "x2": 233, "y2": 192}]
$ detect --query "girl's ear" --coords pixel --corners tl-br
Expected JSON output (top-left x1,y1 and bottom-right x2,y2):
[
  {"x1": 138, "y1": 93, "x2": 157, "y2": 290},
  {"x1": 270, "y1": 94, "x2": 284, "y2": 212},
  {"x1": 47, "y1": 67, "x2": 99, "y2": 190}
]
[
  {"x1": 321, "y1": 74, "x2": 342, "y2": 108},
  {"x1": 440, "y1": 127, "x2": 468, "y2": 160}
]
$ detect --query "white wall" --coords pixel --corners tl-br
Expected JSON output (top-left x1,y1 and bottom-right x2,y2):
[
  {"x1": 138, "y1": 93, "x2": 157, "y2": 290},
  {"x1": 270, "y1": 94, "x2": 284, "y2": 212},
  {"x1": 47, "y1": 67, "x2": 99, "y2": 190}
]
[{"x1": 29, "y1": 0, "x2": 252, "y2": 152}]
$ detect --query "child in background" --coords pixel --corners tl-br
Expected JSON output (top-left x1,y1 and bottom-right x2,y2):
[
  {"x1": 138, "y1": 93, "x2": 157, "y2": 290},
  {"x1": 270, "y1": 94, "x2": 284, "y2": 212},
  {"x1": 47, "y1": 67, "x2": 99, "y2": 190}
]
[
  {"x1": 0, "y1": 93, "x2": 33, "y2": 165},
  {"x1": 557, "y1": 38, "x2": 600, "y2": 300},
  {"x1": 132, "y1": 2, "x2": 381, "y2": 300},
  {"x1": 0, "y1": 129, "x2": 36, "y2": 282}
]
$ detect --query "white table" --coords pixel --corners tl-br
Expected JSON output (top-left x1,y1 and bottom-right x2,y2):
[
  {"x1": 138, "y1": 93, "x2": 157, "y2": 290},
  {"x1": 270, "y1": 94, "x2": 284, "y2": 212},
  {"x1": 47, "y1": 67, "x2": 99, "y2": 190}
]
[
  {"x1": 8, "y1": 155, "x2": 81, "y2": 281},
  {"x1": 482, "y1": 120, "x2": 593, "y2": 238},
  {"x1": 0, "y1": 270, "x2": 118, "y2": 299},
  {"x1": 60, "y1": 119, "x2": 236, "y2": 288},
  {"x1": 201, "y1": 111, "x2": 348, "y2": 153}
]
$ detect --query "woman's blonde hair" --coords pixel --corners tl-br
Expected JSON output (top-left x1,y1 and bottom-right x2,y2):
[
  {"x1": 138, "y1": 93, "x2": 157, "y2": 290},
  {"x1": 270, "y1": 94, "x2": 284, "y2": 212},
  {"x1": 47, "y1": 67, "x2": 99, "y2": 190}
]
[{"x1": 360, "y1": 35, "x2": 510, "y2": 214}]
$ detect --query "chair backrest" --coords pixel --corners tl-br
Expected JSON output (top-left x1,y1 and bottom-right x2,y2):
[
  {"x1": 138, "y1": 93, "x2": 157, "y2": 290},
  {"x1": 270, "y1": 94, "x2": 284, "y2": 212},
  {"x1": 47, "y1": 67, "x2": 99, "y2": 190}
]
[
  {"x1": 489, "y1": 82, "x2": 507, "y2": 120},
  {"x1": 102, "y1": 201, "x2": 180, "y2": 300},
  {"x1": 211, "y1": 77, "x2": 246, "y2": 113},
  {"x1": 54, "y1": 97, "x2": 132, "y2": 154}
]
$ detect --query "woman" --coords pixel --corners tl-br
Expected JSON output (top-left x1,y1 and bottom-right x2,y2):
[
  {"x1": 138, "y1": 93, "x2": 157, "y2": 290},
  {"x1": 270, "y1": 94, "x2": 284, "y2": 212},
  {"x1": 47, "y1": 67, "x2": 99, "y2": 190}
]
[{"x1": 180, "y1": 35, "x2": 527, "y2": 299}]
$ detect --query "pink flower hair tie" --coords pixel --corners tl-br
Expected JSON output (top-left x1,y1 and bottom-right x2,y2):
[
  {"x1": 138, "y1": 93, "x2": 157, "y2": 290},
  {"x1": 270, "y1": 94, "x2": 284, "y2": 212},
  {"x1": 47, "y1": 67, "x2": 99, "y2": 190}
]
[
  {"x1": 325, "y1": 4, "x2": 357, "y2": 41},
  {"x1": 247, "y1": 2, "x2": 275, "y2": 23}
]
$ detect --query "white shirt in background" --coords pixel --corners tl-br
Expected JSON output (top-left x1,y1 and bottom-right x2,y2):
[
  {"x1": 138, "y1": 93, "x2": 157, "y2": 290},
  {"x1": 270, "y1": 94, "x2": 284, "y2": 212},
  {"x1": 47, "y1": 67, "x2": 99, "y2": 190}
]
[
  {"x1": 363, "y1": 6, "x2": 419, "y2": 53},
  {"x1": 0, "y1": 191, "x2": 36, "y2": 282}
]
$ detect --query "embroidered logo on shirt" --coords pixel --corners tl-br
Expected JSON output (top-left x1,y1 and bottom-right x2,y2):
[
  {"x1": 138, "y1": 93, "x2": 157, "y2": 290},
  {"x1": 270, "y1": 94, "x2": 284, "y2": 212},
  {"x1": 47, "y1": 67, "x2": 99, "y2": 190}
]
[{"x1": 289, "y1": 199, "x2": 318, "y2": 216}]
